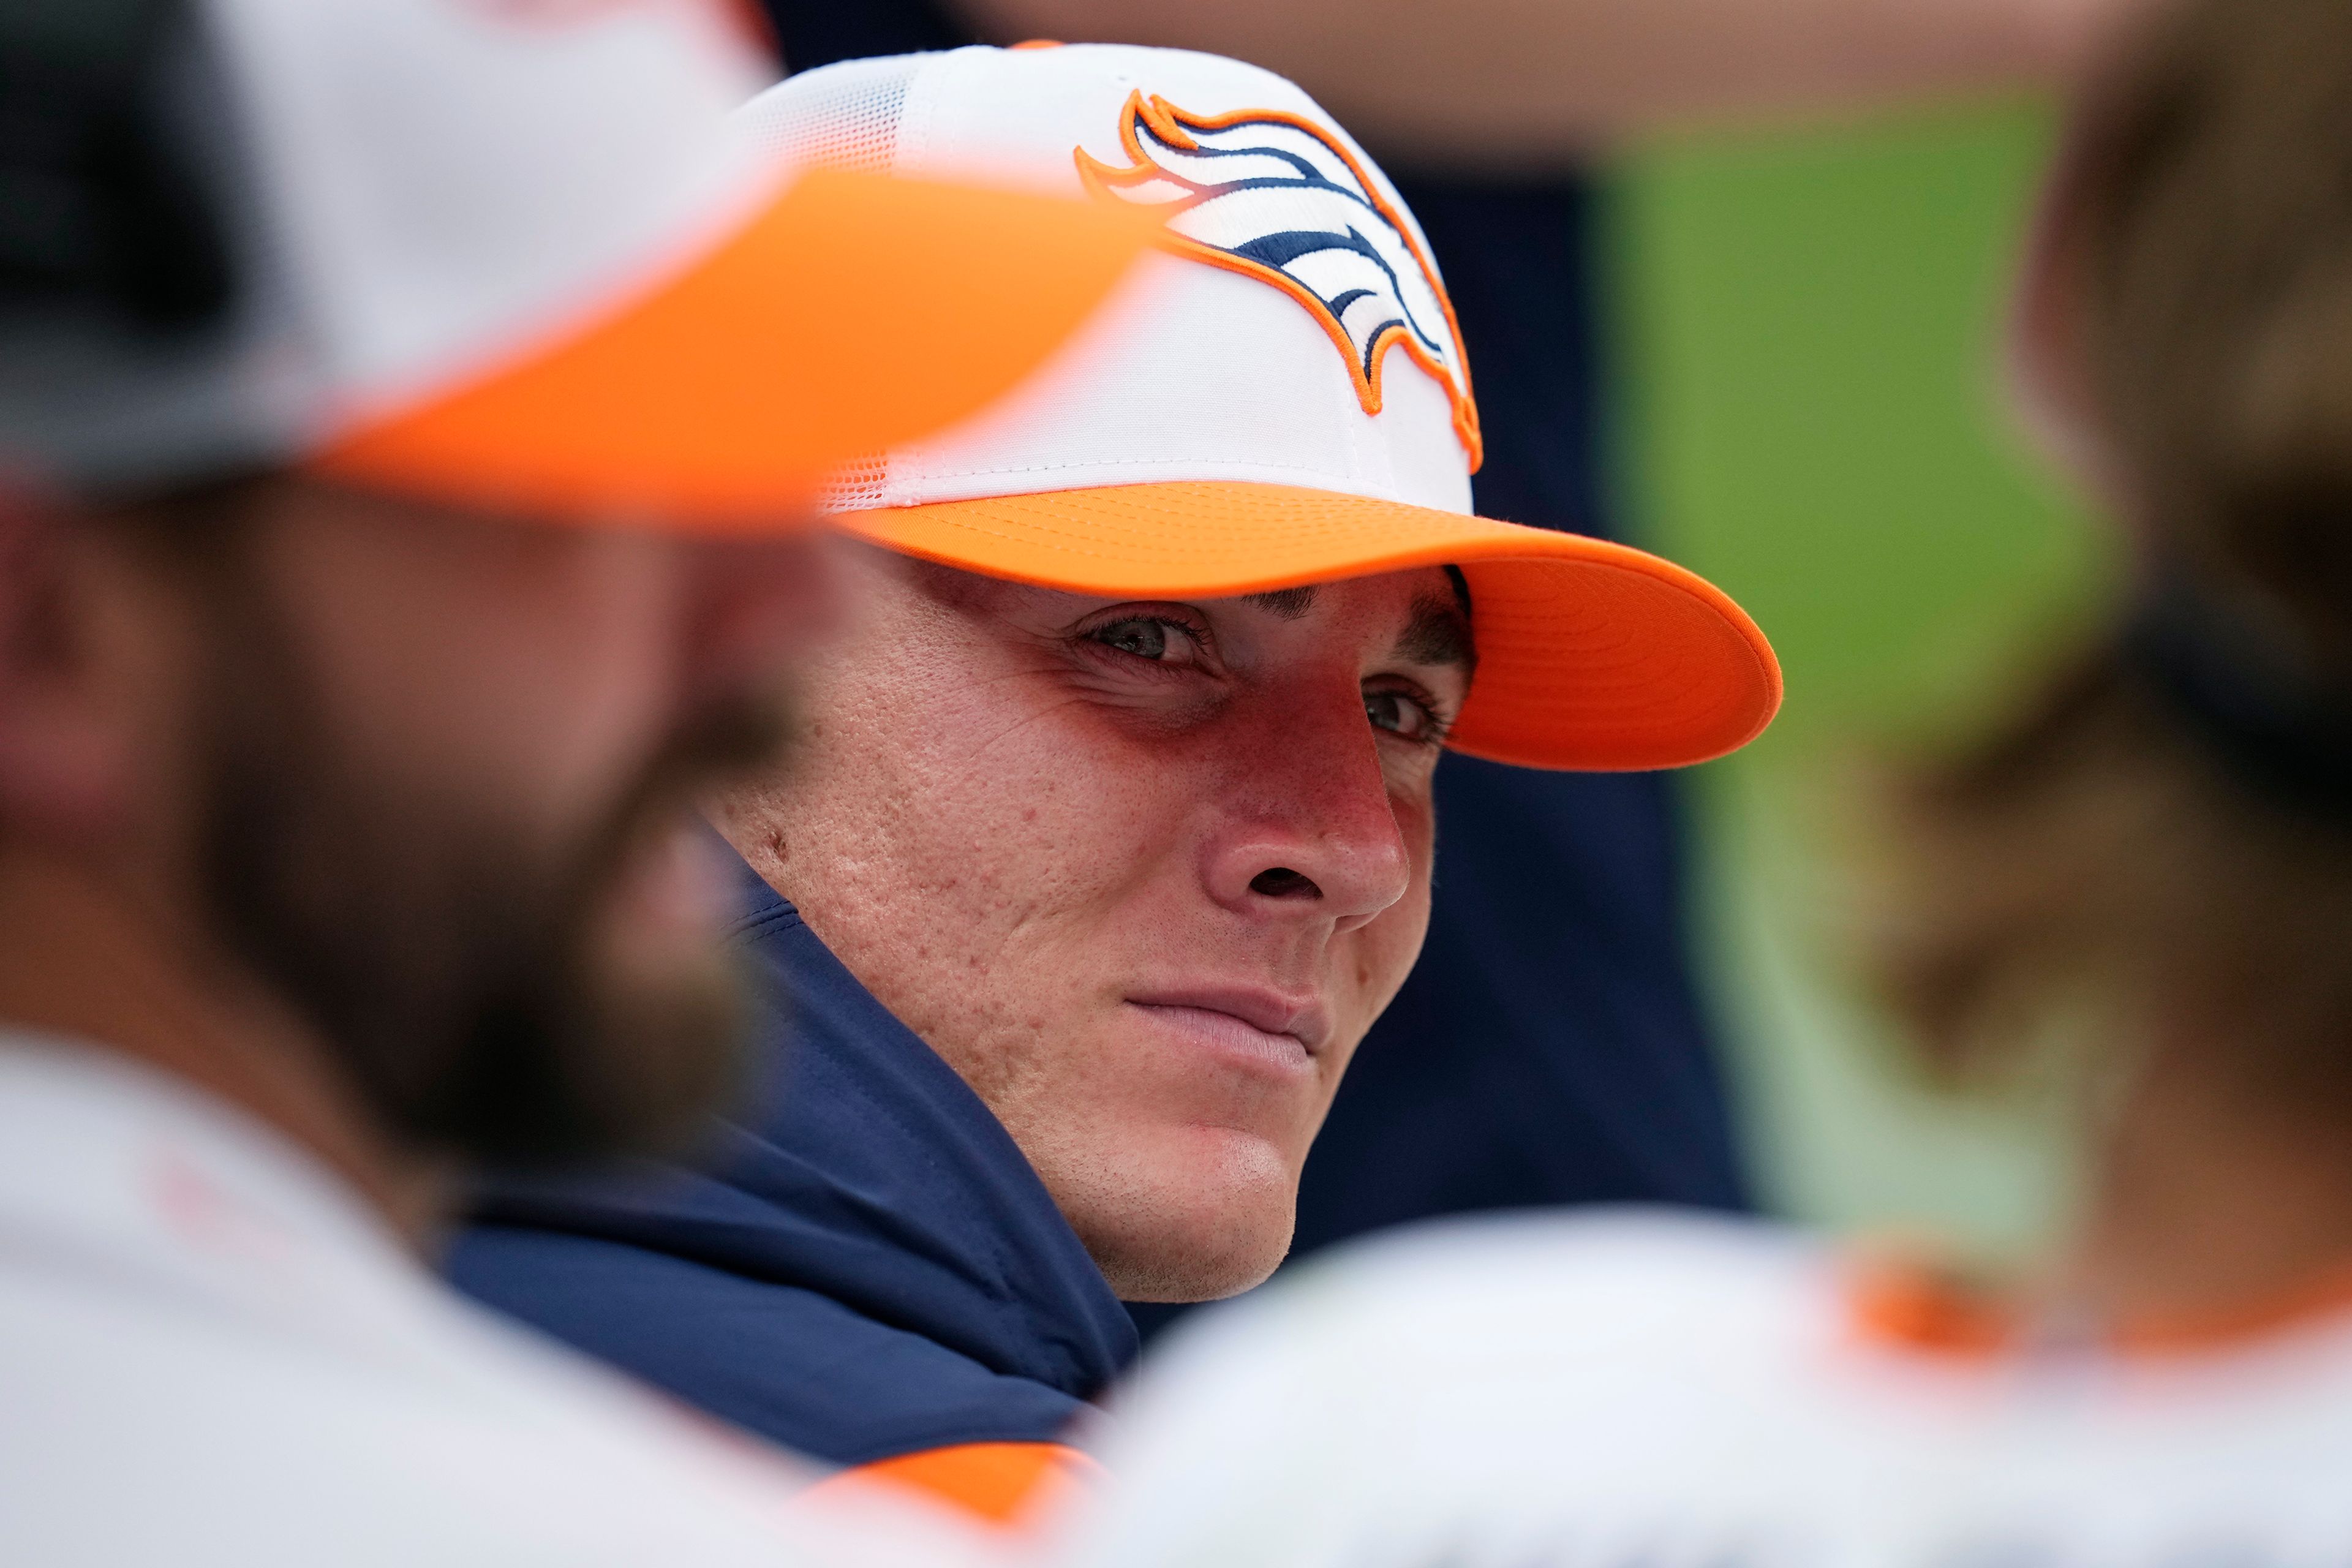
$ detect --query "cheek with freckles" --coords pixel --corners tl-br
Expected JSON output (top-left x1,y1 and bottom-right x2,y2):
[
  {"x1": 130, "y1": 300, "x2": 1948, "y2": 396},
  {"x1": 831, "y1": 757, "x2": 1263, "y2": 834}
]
[
  {"x1": 882, "y1": 729, "x2": 1220, "y2": 1108},
  {"x1": 755, "y1": 633, "x2": 1215, "y2": 1118}
]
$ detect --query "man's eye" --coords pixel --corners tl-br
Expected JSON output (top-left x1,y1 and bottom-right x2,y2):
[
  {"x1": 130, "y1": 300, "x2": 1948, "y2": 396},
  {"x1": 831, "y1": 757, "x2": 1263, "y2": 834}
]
[
  {"x1": 1365, "y1": 688, "x2": 1441, "y2": 743},
  {"x1": 1092, "y1": 618, "x2": 1172, "y2": 660}
]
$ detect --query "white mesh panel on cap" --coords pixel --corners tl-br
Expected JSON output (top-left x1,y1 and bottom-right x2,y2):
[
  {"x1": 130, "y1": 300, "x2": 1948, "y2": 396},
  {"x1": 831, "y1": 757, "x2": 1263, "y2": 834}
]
[
  {"x1": 733, "y1": 55, "x2": 931, "y2": 510},
  {"x1": 735, "y1": 55, "x2": 924, "y2": 176}
]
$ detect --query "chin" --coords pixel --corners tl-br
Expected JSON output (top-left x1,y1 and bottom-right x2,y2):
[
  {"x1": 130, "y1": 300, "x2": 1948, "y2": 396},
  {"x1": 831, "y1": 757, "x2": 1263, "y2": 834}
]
[{"x1": 1061, "y1": 1125, "x2": 1302, "y2": 1304}]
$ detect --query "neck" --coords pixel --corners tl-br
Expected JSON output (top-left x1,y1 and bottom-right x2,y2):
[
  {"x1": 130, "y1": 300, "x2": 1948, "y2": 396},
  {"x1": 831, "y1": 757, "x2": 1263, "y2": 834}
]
[
  {"x1": 0, "y1": 840, "x2": 449, "y2": 1250},
  {"x1": 2055, "y1": 1042, "x2": 2352, "y2": 1340}
]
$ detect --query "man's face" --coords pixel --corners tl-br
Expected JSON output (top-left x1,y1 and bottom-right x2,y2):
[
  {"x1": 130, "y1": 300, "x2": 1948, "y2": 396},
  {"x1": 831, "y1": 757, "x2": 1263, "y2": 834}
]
[
  {"x1": 718, "y1": 546, "x2": 1473, "y2": 1302},
  {"x1": 137, "y1": 479, "x2": 831, "y2": 1166}
]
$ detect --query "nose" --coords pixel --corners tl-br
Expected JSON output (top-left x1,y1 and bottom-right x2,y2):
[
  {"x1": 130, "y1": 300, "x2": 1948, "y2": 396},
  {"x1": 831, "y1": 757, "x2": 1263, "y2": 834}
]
[
  {"x1": 679, "y1": 528, "x2": 845, "y2": 702},
  {"x1": 1202, "y1": 684, "x2": 1412, "y2": 932}
]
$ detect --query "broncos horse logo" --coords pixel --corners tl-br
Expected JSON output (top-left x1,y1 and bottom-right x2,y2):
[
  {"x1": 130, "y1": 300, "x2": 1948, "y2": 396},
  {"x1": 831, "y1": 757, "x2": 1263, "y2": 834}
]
[{"x1": 1076, "y1": 92, "x2": 1482, "y2": 468}]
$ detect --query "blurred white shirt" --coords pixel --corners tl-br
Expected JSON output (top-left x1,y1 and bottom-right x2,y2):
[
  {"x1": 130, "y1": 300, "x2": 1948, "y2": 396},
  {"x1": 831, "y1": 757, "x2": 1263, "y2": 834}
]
[
  {"x1": 1063, "y1": 1212, "x2": 2352, "y2": 1568},
  {"x1": 0, "y1": 1030, "x2": 989, "y2": 1567}
]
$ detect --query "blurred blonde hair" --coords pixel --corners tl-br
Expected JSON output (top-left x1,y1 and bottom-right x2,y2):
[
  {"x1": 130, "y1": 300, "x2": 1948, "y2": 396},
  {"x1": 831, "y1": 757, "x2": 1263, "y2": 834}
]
[{"x1": 1881, "y1": 0, "x2": 2352, "y2": 1109}]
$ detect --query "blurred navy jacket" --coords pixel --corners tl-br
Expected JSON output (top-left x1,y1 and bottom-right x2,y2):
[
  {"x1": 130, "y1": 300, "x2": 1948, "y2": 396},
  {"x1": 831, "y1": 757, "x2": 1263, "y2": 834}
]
[{"x1": 450, "y1": 853, "x2": 1136, "y2": 1480}]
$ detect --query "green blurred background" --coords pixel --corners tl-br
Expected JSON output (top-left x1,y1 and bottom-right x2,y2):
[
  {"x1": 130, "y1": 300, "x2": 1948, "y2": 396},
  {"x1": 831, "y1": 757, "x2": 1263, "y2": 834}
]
[{"x1": 1607, "y1": 100, "x2": 2117, "y2": 1255}]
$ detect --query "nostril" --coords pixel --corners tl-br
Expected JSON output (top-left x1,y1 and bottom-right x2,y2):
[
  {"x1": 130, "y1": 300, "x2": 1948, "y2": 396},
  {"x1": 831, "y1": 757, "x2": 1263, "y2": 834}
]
[{"x1": 1249, "y1": 867, "x2": 1322, "y2": 900}]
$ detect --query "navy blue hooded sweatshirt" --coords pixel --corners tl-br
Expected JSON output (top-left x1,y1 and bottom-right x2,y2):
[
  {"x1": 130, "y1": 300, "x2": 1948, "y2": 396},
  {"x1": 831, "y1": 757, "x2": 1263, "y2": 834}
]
[{"x1": 448, "y1": 851, "x2": 1138, "y2": 1471}]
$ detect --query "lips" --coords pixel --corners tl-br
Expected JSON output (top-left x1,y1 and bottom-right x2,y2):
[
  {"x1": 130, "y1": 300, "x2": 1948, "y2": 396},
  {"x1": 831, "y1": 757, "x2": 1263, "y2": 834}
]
[{"x1": 1123, "y1": 986, "x2": 1333, "y2": 1060}]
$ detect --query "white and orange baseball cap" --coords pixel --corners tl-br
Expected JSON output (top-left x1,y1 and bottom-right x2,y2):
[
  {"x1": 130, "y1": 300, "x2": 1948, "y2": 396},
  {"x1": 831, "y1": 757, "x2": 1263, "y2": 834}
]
[
  {"x1": 0, "y1": 0, "x2": 1158, "y2": 524},
  {"x1": 737, "y1": 43, "x2": 1780, "y2": 769}
]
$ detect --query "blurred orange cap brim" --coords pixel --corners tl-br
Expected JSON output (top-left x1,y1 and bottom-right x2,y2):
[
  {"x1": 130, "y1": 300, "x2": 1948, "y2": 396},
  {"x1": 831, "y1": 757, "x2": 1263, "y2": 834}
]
[
  {"x1": 312, "y1": 168, "x2": 1161, "y2": 527},
  {"x1": 841, "y1": 481, "x2": 1782, "y2": 771}
]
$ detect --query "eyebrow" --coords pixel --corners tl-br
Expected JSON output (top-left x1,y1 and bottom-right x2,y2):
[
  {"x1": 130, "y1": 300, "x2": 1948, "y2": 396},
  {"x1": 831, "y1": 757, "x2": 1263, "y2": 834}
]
[
  {"x1": 1394, "y1": 594, "x2": 1478, "y2": 673},
  {"x1": 1244, "y1": 586, "x2": 1317, "y2": 620}
]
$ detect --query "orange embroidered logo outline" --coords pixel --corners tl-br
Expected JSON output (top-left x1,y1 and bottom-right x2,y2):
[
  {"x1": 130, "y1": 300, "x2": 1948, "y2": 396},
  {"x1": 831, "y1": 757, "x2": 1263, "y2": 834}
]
[{"x1": 1075, "y1": 91, "x2": 1482, "y2": 470}]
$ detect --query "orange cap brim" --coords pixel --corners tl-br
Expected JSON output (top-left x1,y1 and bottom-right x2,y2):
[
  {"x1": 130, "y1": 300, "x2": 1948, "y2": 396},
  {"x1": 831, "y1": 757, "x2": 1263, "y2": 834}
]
[
  {"x1": 313, "y1": 168, "x2": 1161, "y2": 527},
  {"x1": 839, "y1": 481, "x2": 1781, "y2": 771}
]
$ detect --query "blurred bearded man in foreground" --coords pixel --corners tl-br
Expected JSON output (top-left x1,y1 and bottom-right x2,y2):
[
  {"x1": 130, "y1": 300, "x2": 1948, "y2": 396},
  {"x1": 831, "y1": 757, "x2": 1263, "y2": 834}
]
[{"x1": 0, "y1": 2, "x2": 1152, "y2": 1562}]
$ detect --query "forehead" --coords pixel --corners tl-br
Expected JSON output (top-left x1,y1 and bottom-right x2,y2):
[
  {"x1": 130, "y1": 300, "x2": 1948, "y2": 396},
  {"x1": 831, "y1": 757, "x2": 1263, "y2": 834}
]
[{"x1": 1235, "y1": 569, "x2": 1476, "y2": 671}]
